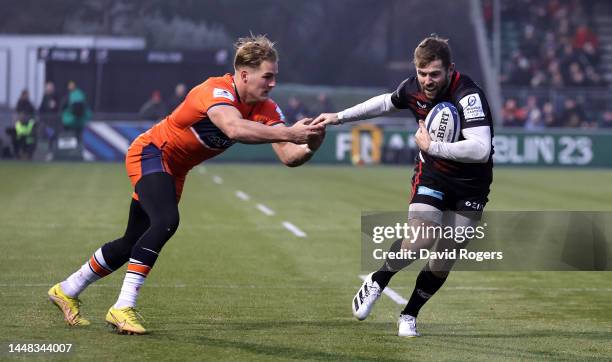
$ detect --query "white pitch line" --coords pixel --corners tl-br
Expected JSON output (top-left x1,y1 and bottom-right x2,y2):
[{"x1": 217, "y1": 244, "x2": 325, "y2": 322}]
[
  {"x1": 282, "y1": 221, "x2": 307, "y2": 237},
  {"x1": 235, "y1": 190, "x2": 251, "y2": 201},
  {"x1": 198, "y1": 166, "x2": 207, "y2": 175},
  {"x1": 4, "y1": 283, "x2": 612, "y2": 292},
  {"x1": 212, "y1": 175, "x2": 223, "y2": 184},
  {"x1": 256, "y1": 203, "x2": 275, "y2": 216},
  {"x1": 359, "y1": 275, "x2": 407, "y2": 305}
]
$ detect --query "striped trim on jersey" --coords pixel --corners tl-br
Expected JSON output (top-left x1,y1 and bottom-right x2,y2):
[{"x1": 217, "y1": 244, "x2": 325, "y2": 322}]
[{"x1": 411, "y1": 161, "x2": 423, "y2": 202}]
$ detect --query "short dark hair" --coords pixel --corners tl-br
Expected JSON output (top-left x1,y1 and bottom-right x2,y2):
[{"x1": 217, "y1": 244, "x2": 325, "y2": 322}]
[
  {"x1": 233, "y1": 34, "x2": 278, "y2": 70},
  {"x1": 413, "y1": 35, "x2": 452, "y2": 68}
]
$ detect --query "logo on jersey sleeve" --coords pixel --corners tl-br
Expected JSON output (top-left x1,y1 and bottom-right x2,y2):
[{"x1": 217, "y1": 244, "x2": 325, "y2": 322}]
[
  {"x1": 459, "y1": 93, "x2": 485, "y2": 122},
  {"x1": 213, "y1": 88, "x2": 235, "y2": 102}
]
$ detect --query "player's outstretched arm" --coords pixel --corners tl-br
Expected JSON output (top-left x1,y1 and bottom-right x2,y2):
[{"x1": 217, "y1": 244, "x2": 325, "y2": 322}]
[
  {"x1": 312, "y1": 93, "x2": 398, "y2": 126},
  {"x1": 208, "y1": 105, "x2": 323, "y2": 144},
  {"x1": 311, "y1": 113, "x2": 340, "y2": 126},
  {"x1": 272, "y1": 119, "x2": 326, "y2": 167}
]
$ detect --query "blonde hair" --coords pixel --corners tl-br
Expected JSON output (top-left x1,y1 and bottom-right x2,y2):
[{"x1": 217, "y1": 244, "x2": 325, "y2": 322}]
[
  {"x1": 233, "y1": 34, "x2": 278, "y2": 70},
  {"x1": 413, "y1": 35, "x2": 452, "y2": 68}
]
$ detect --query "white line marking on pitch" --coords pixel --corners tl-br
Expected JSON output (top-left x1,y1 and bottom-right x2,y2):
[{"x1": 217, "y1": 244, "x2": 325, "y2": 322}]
[
  {"x1": 256, "y1": 203, "x2": 275, "y2": 216},
  {"x1": 201, "y1": 175, "x2": 306, "y2": 238},
  {"x1": 359, "y1": 275, "x2": 407, "y2": 305},
  {"x1": 5, "y1": 283, "x2": 612, "y2": 292},
  {"x1": 235, "y1": 190, "x2": 251, "y2": 201},
  {"x1": 282, "y1": 221, "x2": 307, "y2": 237},
  {"x1": 198, "y1": 167, "x2": 207, "y2": 174}
]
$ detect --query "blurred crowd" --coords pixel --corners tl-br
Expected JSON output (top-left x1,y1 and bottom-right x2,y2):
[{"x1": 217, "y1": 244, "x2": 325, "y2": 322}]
[
  {"x1": 139, "y1": 86, "x2": 335, "y2": 126},
  {"x1": 502, "y1": 95, "x2": 612, "y2": 129},
  {"x1": 483, "y1": 0, "x2": 611, "y2": 129},
  {"x1": 3, "y1": 81, "x2": 91, "y2": 160},
  {"x1": 485, "y1": 0, "x2": 606, "y2": 88}
]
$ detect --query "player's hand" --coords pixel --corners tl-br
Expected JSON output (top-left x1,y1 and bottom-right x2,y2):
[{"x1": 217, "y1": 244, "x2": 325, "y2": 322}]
[
  {"x1": 289, "y1": 118, "x2": 325, "y2": 145},
  {"x1": 311, "y1": 113, "x2": 340, "y2": 126},
  {"x1": 415, "y1": 120, "x2": 432, "y2": 152},
  {"x1": 307, "y1": 125, "x2": 326, "y2": 151}
]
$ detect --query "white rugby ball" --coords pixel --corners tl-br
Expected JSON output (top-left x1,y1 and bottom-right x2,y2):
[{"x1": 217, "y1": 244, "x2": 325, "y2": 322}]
[{"x1": 425, "y1": 102, "x2": 460, "y2": 143}]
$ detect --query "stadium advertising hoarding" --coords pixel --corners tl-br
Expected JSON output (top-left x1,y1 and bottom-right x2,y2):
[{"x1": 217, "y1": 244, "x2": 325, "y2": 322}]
[
  {"x1": 83, "y1": 122, "x2": 612, "y2": 167},
  {"x1": 205, "y1": 127, "x2": 612, "y2": 167}
]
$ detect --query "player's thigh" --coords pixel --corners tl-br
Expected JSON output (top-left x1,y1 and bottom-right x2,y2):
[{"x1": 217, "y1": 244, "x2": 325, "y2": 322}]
[
  {"x1": 429, "y1": 211, "x2": 480, "y2": 275},
  {"x1": 135, "y1": 172, "x2": 179, "y2": 221},
  {"x1": 403, "y1": 203, "x2": 443, "y2": 252}
]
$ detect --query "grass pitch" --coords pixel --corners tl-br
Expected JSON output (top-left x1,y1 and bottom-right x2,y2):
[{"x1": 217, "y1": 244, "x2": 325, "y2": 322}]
[{"x1": 0, "y1": 162, "x2": 611, "y2": 360}]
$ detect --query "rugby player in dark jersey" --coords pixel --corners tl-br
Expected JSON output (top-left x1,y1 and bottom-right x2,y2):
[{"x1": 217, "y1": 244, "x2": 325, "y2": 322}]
[{"x1": 312, "y1": 35, "x2": 493, "y2": 337}]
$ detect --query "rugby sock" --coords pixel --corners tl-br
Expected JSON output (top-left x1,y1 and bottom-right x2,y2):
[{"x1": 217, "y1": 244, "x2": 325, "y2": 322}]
[
  {"x1": 402, "y1": 267, "x2": 447, "y2": 317},
  {"x1": 61, "y1": 248, "x2": 113, "y2": 298},
  {"x1": 371, "y1": 239, "x2": 407, "y2": 289},
  {"x1": 114, "y1": 247, "x2": 158, "y2": 309}
]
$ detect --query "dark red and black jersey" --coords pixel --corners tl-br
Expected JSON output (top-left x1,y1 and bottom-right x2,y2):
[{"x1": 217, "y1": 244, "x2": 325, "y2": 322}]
[{"x1": 390, "y1": 71, "x2": 493, "y2": 185}]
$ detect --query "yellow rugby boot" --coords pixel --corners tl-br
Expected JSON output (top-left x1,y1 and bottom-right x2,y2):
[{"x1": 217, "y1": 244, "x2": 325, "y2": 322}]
[
  {"x1": 105, "y1": 306, "x2": 146, "y2": 335},
  {"x1": 48, "y1": 283, "x2": 90, "y2": 326}
]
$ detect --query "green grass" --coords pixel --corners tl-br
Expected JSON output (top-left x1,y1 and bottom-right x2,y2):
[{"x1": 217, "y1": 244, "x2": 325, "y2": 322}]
[{"x1": 0, "y1": 162, "x2": 611, "y2": 360}]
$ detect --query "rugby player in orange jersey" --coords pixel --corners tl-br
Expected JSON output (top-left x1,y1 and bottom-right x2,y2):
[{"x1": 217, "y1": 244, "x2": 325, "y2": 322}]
[{"x1": 48, "y1": 35, "x2": 325, "y2": 334}]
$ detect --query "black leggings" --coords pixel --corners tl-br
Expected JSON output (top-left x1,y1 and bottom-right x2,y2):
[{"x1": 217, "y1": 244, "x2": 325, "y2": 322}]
[{"x1": 101, "y1": 172, "x2": 180, "y2": 270}]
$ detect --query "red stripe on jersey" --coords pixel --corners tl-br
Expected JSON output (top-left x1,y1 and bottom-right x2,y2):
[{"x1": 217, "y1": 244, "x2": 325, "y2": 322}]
[
  {"x1": 450, "y1": 71, "x2": 461, "y2": 94},
  {"x1": 410, "y1": 160, "x2": 423, "y2": 202}
]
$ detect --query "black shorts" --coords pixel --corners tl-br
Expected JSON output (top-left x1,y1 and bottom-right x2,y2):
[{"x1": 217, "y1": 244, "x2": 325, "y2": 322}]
[{"x1": 410, "y1": 161, "x2": 491, "y2": 219}]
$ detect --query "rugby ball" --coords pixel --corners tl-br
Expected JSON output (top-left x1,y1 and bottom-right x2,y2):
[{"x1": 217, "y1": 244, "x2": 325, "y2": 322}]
[{"x1": 425, "y1": 102, "x2": 460, "y2": 143}]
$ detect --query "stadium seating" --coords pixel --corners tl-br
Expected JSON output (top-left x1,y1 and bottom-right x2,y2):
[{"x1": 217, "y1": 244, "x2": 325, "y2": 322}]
[{"x1": 484, "y1": 0, "x2": 612, "y2": 128}]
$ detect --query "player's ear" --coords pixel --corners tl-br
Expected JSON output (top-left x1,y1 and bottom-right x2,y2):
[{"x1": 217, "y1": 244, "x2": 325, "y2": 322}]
[{"x1": 239, "y1": 69, "x2": 249, "y2": 83}]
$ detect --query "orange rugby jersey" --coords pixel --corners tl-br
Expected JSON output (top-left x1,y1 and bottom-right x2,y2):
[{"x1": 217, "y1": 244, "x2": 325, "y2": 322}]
[{"x1": 135, "y1": 73, "x2": 285, "y2": 174}]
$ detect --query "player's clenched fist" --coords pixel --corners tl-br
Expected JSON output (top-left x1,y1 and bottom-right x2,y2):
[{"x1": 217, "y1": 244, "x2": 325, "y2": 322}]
[{"x1": 415, "y1": 120, "x2": 432, "y2": 152}]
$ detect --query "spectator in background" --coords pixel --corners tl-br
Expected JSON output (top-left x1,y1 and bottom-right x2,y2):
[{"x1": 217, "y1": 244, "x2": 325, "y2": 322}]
[
  {"x1": 139, "y1": 90, "x2": 167, "y2": 120},
  {"x1": 508, "y1": 51, "x2": 532, "y2": 86},
  {"x1": 548, "y1": 60, "x2": 564, "y2": 87},
  {"x1": 499, "y1": 0, "x2": 605, "y2": 89},
  {"x1": 523, "y1": 96, "x2": 545, "y2": 130},
  {"x1": 543, "y1": 101, "x2": 560, "y2": 128},
  {"x1": 14, "y1": 111, "x2": 37, "y2": 160},
  {"x1": 314, "y1": 92, "x2": 334, "y2": 115},
  {"x1": 600, "y1": 110, "x2": 612, "y2": 128},
  {"x1": 16, "y1": 89, "x2": 35, "y2": 118},
  {"x1": 502, "y1": 98, "x2": 526, "y2": 127},
  {"x1": 61, "y1": 81, "x2": 91, "y2": 145},
  {"x1": 530, "y1": 70, "x2": 548, "y2": 88},
  {"x1": 573, "y1": 24, "x2": 598, "y2": 52},
  {"x1": 584, "y1": 65, "x2": 604, "y2": 87},
  {"x1": 284, "y1": 96, "x2": 309, "y2": 125},
  {"x1": 522, "y1": 24, "x2": 540, "y2": 57},
  {"x1": 560, "y1": 98, "x2": 585, "y2": 128},
  {"x1": 581, "y1": 42, "x2": 600, "y2": 68},
  {"x1": 168, "y1": 83, "x2": 187, "y2": 111},
  {"x1": 568, "y1": 62, "x2": 587, "y2": 87},
  {"x1": 39, "y1": 81, "x2": 60, "y2": 154},
  {"x1": 558, "y1": 41, "x2": 579, "y2": 81}
]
